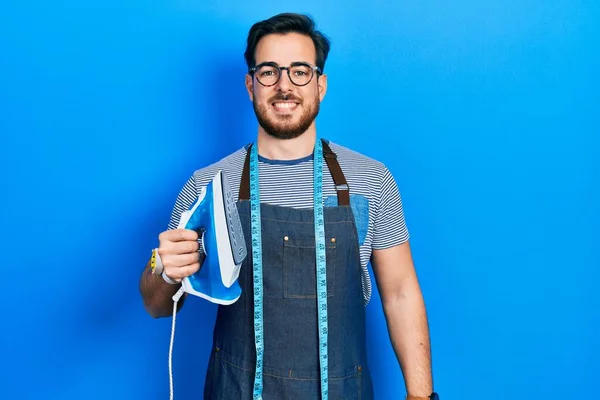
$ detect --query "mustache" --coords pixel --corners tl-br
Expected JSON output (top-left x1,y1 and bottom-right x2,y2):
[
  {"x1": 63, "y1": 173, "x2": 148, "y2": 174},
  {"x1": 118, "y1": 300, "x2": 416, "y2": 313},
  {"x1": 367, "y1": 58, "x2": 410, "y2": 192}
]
[{"x1": 270, "y1": 93, "x2": 301, "y2": 103}]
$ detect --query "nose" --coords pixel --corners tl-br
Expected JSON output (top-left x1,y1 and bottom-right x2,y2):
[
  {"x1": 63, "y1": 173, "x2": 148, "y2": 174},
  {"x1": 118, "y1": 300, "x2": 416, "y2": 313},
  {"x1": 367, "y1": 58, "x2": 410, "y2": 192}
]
[{"x1": 275, "y1": 70, "x2": 294, "y2": 92}]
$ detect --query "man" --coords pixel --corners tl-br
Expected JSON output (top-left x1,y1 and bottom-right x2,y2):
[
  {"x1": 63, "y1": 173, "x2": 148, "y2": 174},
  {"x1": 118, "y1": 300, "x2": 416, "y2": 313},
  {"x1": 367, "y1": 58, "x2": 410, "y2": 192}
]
[{"x1": 139, "y1": 12, "x2": 437, "y2": 400}]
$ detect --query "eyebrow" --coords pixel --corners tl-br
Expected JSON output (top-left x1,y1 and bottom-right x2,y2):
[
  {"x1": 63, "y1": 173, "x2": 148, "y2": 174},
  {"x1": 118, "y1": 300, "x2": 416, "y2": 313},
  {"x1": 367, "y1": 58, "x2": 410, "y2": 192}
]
[{"x1": 255, "y1": 61, "x2": 313, "y2": 66}]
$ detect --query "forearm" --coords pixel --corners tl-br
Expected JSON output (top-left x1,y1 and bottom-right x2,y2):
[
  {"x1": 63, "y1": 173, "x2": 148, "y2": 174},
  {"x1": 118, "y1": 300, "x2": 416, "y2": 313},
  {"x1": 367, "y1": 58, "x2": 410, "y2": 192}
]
[
  {"x1": 382, "y1": 277, "x2": 433, "y2": 397},
  {"x1": 139, "y1": 260, "x2": 185, "y2": 318}
]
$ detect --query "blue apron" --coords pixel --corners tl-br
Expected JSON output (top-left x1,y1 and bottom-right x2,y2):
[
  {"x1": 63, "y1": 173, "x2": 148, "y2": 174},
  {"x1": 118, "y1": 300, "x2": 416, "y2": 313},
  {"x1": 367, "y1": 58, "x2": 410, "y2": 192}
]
[{"x1": 203, "y1": 141, "x2": 374, "y2": 399}]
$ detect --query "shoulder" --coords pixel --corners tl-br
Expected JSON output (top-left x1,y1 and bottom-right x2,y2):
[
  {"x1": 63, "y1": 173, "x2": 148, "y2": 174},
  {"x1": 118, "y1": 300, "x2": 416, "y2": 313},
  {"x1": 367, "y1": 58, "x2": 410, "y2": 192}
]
[
  {"x1": 189, "y1": 146, "x2": 248, "y2": 188},
  {"x1": 326, "y1": 140, "x2": 391, "y2": 180}
]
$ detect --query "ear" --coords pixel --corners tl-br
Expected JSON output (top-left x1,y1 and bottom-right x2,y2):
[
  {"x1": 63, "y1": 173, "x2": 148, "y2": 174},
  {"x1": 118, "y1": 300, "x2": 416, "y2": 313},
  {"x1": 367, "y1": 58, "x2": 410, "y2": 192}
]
[
  {"x1": 245, "y1": 74, "x2": 254, "y2": 102},
  {"x1": 317, "y1": 73, "x2": 327, "y2": 102}
]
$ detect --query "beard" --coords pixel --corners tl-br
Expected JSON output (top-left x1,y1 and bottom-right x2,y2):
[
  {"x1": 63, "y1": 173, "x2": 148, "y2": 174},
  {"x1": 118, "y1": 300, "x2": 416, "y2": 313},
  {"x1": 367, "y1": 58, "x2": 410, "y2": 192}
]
[{"x1": 253, "y1": 92, "x2": 320, "y2": 140}]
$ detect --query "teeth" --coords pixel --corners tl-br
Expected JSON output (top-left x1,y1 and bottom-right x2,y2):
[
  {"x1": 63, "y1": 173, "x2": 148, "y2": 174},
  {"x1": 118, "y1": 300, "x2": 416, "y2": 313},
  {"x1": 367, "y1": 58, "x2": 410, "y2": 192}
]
[{"x1": 274, "y1": 102, "x2": 296, "y2": 108}]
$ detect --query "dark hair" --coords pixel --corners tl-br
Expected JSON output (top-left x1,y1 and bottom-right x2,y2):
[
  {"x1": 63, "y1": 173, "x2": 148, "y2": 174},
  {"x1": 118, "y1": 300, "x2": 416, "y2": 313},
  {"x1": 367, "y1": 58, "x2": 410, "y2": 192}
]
[{"x1": 244, "y1": 13, "x2": 331, "y2": 72}]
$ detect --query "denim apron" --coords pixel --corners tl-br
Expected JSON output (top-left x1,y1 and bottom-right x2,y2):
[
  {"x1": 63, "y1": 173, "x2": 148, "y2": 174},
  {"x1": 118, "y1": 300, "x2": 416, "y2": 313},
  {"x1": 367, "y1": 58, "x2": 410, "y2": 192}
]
[{"x1": 203, "y1": 141, "x2": 374, "y2": 399}]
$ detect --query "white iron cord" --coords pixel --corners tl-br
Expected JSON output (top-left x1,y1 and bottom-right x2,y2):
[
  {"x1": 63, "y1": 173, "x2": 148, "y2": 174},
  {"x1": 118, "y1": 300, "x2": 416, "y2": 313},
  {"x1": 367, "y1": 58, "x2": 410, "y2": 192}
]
[{"x1": 169, "y1": 287, "x2": 185, "y2": 400}]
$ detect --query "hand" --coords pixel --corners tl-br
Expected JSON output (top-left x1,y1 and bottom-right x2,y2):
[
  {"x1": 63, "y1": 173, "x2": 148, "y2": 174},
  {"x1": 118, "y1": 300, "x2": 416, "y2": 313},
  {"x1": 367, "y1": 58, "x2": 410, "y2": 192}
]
[{"x1": 158, "y1": 229, "x2": 201, "y2": 282}]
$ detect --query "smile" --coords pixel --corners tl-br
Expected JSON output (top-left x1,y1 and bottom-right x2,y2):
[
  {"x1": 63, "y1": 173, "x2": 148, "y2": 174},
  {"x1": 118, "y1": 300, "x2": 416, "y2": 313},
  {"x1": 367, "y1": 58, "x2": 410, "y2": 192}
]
[{"x1": 272, "y1": 102, "x2": 299, "y2": 113}]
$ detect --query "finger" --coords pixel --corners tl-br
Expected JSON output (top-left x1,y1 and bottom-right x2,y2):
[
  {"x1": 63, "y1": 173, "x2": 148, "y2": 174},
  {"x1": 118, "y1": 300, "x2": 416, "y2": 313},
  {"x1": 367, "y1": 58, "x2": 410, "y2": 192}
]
[
  {"x1": 160, "y1": 229, "x2": 198, "y2": 243},
  {"x1": 159, "y1": 241, "x2": 199, "y2": 257},
  {"x1": 165, "y1": 262, "x2": 201, "y2": 280},
  {"x1": 162, "y1": 252, "x2": 200, "y2": 269},
  {"x1": 160, "y1": 240, "x2": 199, "y2": 256}
]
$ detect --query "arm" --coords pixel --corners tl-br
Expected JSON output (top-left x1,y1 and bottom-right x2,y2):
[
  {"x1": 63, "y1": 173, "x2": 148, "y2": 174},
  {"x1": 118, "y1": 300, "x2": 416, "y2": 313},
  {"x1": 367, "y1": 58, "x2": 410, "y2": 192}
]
[
  {"x1": 139, "y1": 229, "x2": 202, "y2": 318},
  {"x1": 140, "y1": 175, "x2": 202, "y2": 318},
  {"x1": 139, "y1": 259, "x2": 186, "y2": 318},
  {"x1": 371, "y1": 241, "x2": 433, "y2": 398}
]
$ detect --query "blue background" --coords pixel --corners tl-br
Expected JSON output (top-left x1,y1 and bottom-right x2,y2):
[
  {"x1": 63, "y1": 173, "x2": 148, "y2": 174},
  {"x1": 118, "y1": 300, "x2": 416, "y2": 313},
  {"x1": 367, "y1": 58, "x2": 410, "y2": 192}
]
[{"x1": 1, "y1": 1, "x2": 598, "y2": 399}]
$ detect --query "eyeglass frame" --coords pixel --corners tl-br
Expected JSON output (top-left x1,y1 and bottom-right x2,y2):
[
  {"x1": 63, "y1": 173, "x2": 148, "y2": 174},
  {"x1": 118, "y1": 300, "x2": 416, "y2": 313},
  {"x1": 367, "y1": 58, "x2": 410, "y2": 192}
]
[{"x1": 248, "y1": 61, "x2": 323, "y2": 87}]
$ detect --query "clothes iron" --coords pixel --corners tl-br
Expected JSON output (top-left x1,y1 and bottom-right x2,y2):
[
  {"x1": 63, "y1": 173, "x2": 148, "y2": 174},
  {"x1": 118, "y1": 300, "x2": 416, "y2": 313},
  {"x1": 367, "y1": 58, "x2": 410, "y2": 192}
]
[{"x1": 176, "y1": 170, "x2": 247, "y2": 305}]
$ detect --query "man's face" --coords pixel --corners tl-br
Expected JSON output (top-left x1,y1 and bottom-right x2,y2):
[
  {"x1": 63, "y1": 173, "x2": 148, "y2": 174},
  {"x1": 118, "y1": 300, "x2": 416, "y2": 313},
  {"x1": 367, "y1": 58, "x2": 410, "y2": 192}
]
[{"x1": 245, "y1": 32, "x2": 327, "y2": 140}]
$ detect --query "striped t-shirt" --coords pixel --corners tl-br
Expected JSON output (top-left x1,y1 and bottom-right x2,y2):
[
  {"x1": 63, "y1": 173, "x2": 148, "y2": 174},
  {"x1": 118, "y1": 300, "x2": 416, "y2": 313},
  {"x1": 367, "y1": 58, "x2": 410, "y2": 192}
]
[{"x1": 167, "y1": 140, "x2": 409, "y2": 305}]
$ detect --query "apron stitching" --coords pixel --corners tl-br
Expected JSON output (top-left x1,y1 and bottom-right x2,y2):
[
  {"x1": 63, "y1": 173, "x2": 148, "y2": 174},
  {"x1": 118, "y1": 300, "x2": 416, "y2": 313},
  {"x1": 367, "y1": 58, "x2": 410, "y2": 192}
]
[
  {"x1": 358, "y1": 369, "x2": 362, "y2": 400},
  {"x1": 283, "y1": 244, "x2": 336, "y2": 249},
  {"x1": 215, "y1": 352, "x2": 363, "y2": 381},
  {"x1": 237, "y1": 216, "x2": 355, "y2": 225}
]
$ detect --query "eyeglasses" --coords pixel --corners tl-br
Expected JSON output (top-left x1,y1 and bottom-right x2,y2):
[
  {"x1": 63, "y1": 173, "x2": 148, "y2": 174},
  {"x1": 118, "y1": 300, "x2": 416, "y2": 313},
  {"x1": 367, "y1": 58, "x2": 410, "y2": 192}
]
[{"x1": 249, "y1": 61, "x2": 322, "y2": 87}]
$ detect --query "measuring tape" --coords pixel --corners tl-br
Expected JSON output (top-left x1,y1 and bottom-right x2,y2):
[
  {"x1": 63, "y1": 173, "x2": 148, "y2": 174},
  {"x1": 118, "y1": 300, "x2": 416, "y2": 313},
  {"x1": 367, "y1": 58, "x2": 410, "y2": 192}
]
[
  {"x1": 249, "y1": 143, "x2": 265, "y2": 399},
  {"x1": 249, "y1": 139, "x2": 329, "y2": 400},
  {"x1": 313, "y1": 139, "x2": 329, "y2": 400}
]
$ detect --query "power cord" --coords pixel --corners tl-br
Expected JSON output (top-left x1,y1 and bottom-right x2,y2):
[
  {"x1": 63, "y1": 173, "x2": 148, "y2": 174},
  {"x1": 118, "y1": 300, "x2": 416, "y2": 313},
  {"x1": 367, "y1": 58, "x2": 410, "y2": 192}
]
[{"x1": 169, "y1": 287, "x2": 185, "y2": 400}]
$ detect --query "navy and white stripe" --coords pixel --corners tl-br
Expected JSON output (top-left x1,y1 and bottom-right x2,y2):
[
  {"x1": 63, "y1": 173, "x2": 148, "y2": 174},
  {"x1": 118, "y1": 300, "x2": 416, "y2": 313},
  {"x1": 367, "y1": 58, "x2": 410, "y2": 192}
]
[{"x1": 167, "y1": 141, "x2": 409, "y2": 304}]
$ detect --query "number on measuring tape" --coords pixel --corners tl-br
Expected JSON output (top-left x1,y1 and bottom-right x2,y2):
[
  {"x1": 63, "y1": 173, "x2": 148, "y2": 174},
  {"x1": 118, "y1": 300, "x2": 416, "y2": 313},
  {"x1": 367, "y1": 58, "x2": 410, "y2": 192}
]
[{"x1": 249, "y1": 139, "x2": 329, "y2": 400}]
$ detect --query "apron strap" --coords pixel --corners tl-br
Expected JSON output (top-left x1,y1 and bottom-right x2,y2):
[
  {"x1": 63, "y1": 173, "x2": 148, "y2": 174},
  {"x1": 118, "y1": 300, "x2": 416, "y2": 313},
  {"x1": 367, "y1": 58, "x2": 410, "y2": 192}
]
[
  {"x1": 238, "y1": 139, "x2": 350, "y2": 206},
  {"x1": 239, "y1": 147, "x2": 251, "y2": 202},
  {"x1": 321, "y1": 140, "x2": 350, "y2": 207}
]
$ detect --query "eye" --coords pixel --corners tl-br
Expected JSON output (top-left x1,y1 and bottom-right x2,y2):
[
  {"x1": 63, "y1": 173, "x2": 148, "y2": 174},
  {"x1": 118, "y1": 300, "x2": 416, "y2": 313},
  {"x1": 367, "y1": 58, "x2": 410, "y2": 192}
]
[
  {"x1": 256, "y1": 65, "x2": 279, "y2": 77},
  {"x1": 291, "y1": 65, "x2": 311, "y2": 76}
]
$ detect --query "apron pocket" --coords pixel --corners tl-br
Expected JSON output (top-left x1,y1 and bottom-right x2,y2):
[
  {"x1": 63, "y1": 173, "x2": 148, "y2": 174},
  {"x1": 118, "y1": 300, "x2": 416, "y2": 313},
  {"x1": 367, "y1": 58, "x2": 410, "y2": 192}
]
[
  {"x1": 328, "y1": 366, "x2": 364, "y2": 400},
  {"x1": 261, "y1": 365, "x2": 366, "y2": 400},
  {"x1": 208, "y1": 349, "x2": 254, "y2": 400},
  {"x1": 283, "y1": 234, "x2": 337, "y2": 299}
]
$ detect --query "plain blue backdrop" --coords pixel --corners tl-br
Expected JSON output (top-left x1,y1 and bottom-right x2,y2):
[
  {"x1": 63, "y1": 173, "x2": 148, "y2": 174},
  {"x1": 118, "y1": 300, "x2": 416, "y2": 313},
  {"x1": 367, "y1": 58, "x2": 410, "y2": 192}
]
[{"x1": 1, "y1": 1, "x2": 598, "y2": 399}]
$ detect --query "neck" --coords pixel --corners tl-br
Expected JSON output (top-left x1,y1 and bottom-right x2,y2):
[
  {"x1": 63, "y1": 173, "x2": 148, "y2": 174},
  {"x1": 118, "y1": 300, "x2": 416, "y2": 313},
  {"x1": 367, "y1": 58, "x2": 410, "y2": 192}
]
[{"x1": 256, "y1": 127, "x2": 317, "y2": 161}]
